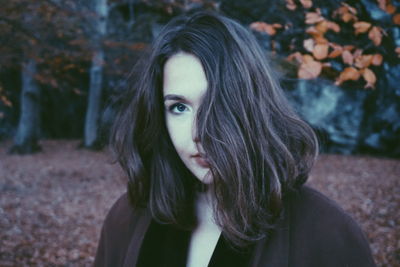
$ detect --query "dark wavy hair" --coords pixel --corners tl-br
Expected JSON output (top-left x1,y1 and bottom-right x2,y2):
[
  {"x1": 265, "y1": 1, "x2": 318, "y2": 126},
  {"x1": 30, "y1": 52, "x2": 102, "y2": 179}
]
[{"x1": 110, "y1": 11, "x2": 318, "y2": 247}]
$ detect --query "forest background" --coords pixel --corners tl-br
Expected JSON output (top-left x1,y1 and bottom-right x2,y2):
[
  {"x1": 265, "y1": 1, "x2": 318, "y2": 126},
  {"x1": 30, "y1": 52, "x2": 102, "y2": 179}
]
[{"x1": 0, "y1": 0, "x2": 399, "y2": 266}]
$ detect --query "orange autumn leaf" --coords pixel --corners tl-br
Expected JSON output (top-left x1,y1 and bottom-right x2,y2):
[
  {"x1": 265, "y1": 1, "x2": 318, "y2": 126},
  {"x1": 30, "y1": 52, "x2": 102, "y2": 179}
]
[
  {"x1": 328, "y1": 43, "x2": 343, "y2": 58},
  {"x1": 386, "y1": 4, "x2": 396, "y2": 14},
  {"x1": 342, "y1": 50, "x2": 354, "y2": 65},
  {"x1": 315, "y1": 20, "x2": 329, "y2": 33},
  {"x1": 361, "y1": 68, "x2": 377, "y2": 89},
  {"x1": 250, "y1": 22, "x2": 276, "y2": 35},
  {"x1": 306, "y1": 26, "x2": 320, "y2": 36},
  {"x1": 342, "y1": 13, "x2": 358, "y2": 22},
  {"x1": 343, "y1": 45, "x2": 356, "y2": 51},
  {"x1": 333, "y1": 6, "x2": 348, "y2": 17},
  {"x1": 372, "y1": 54, "x2": 383, "y2": 66},
  {"x1": 0, "y1": 96, "x2": 12, "y2": 107},
  {"x1": 313, "y1": 43, "x2": 329, "y2": 60},
  {"x1": 353, "y1": 21, "x2": 372, "y2": 34},
  {"x1": 300, "y1": 0, "x2": 312, "y2": 9},
  {"x1": 298, "y1": 56, "x2": 322, "y2": 79},
  {"x1": 335, "y1": 67, "x2": 360, "y2": 85},
  {"x1": 314, "y1": 35, "x2": 329, "y2": 44},
  {"x1": 322, "y1": 62, "x2": 332, "y2": 68},
  {"x1": 354, "y1": 54, "x2": 373, "y2": 69},
  {"x1": 73, "y1": 88, "x2": 83, "y2": 95},
  {"x1": 303, "y1": 38, "x2": 315, "y2": 52},
  {"x1": 305, "y1": 11, "x2": 324, "y2": 24},
  {"x1": 353, "y1": 48, "x2": 363, "y2": 59},
  {"x1": 378, "y1": 0, "x2": 396, "y2": 13},
  {"x1": 393, "y1": 14, "x2": 400, "y2": 25},
  {"x1": 327, "y1": 21, "x2": 341, "y2": 32},
  {"x1": 303, "y1": 54, "x2": 315, "y2": 63},
  {"x1": 272, "y1": 23, "x2": 283, "y2": 29},
  {"x1": 335, "y1": 3, "x2": 358, "y2": 22},
  {"x1": 334, "y1": 3, "x2": 357, "y2": 18},
  {"x1": 344, "y1": 3, "x2": 358, "y2": 14},
  {"x1": 377, "y1": 0, "x2": 387, "y2": 10},
  {"x1": 395, "y1": 47, "x2": 400, "y2": 57},
  {"x1": 287, "y1": 52, "x2": 303, "y2": 63},
  {"x1": 368, "y1": 26, "x2": 383, "y2": 46},
  {"x1": 286, "y1": 0, "x2": 297, "y2": 10}
]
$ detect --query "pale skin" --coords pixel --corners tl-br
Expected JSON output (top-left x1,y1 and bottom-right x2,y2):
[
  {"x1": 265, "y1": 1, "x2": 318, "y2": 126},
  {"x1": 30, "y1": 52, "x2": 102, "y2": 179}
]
[{"x1": 163, "y1": 52, "x2": 222, "y2": 267}]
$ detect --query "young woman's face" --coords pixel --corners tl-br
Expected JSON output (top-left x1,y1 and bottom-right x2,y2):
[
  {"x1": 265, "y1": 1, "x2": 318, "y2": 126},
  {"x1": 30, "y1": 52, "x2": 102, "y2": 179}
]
[{"x1": 163, "y1": 52, "x2": 212, "y2": 184}]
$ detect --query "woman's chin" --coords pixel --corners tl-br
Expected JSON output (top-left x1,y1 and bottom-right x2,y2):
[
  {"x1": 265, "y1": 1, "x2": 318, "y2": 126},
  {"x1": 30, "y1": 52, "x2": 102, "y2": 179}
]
[{"x1": 192, "y1": 169, "x2": 213, "y2": 185}]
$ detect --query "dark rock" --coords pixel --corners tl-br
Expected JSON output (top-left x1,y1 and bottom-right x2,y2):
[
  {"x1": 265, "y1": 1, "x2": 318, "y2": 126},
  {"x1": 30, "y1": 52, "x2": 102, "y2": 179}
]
[
  {"x1": 359, "y1": 63, "x2": 400, "y2": 157},
  {"x1": 283, "y1": 79, "x2": 370, "y2": 154}
]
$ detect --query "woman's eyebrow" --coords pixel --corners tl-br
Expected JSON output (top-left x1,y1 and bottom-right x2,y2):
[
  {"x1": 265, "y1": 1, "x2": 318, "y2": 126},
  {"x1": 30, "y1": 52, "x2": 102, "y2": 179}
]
[{"x1": 163, "y1": 94, "x2": 187, "y2": 102}]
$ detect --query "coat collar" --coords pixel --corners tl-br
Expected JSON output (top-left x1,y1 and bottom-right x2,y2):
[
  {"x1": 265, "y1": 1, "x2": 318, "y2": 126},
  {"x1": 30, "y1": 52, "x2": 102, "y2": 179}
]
[{"x1": 121, "y1": 203, "x2": 291, "y2": 267}]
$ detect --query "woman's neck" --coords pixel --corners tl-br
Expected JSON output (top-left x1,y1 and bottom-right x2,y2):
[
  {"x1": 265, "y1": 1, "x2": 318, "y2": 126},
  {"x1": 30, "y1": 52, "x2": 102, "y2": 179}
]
[
  {"x1": 195, "y1": 189, "x2": 216, "y2": 226},
  {"x1": 187, "y1": 189, "x2": 222, "y2": 267}
]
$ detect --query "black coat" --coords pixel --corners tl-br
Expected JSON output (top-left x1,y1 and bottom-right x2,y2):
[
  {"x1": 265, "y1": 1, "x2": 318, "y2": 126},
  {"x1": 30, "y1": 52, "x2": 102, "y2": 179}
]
[{"x1": 93, "y1": 186, "x2": 376, "y2": 267}]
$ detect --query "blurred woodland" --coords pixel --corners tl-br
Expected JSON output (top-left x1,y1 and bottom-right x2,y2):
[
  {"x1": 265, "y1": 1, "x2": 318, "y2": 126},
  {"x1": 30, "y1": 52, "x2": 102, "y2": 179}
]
[{"x1": 0, "y1": 0, "x2": 399, "y2": 156}]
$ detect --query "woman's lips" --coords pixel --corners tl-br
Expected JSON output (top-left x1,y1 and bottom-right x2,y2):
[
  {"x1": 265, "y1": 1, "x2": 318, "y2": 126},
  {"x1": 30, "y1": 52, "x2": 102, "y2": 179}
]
[{"x1": 192, "y1": 154, "x2": 210, "y2": 168}]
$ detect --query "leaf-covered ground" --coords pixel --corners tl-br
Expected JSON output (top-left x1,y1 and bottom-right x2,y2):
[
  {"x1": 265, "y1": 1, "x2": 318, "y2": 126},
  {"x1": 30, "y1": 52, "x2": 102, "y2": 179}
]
[{"x1": 0, "y1": 140, "x2": 399, "y2": 266}]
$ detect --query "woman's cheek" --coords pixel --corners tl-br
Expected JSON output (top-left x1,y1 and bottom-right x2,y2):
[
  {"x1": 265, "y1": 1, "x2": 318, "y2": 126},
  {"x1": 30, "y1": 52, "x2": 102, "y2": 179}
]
[{"x1": 166, "y1": 115, "x2": 192, "y2": 152}]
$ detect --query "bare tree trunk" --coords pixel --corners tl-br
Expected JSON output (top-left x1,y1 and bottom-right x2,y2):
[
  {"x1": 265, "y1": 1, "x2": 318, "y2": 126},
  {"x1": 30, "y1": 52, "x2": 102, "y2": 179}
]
[
  {"x1": 83, "y1": 0, "x2": 108, "y2": 148},
  {"x1": 128, "y1": 0, "x2": 135, "y2": 28},
  {"x1": 9, "y1": 58, "x2": 41, "y2": 154}
]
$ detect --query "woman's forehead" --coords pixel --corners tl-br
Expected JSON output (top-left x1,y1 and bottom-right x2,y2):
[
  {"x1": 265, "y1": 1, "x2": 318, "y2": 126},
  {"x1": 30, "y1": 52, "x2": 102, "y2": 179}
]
[{"x1": 163, "y1": 52, "x2": 208, "y2": 100}]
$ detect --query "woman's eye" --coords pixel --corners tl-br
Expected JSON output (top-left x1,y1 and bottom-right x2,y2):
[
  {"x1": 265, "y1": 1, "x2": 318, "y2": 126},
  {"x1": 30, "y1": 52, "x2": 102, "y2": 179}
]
[{"x1": 169, "y1": 103, "x2": 188, "y2": 114}]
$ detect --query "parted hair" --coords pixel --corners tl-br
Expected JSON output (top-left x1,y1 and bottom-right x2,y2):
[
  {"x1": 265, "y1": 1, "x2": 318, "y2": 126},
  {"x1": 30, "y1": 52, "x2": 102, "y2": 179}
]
[{"x1": 110, "y1": 11, "x2": 318, "y2": 247}]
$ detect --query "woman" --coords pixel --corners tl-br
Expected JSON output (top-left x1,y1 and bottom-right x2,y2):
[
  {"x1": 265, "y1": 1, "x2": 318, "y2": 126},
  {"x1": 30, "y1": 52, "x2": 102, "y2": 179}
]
[{"x1": 94, "y1": 11, "x2": 376, "y2": 267}]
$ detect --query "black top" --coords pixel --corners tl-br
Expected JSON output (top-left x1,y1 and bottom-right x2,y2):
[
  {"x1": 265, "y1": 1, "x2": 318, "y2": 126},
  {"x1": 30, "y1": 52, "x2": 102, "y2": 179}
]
[
  {"x1": 137, "y1": 220, "x2": 254, "y2": 267},
  {"x1": 93, "y1": 185, "x2": 377, "y2": 267}
]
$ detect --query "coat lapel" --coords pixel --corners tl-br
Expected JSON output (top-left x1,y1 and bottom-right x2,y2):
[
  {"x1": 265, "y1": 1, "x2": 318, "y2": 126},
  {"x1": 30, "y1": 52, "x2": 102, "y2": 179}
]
[
  {"x1": 123, "y1": 209, "x2": 152, "y2": 267},
  {"x1": 250, "y1": 202, "x2": 291, "y2": 267},
  {"x1": 122, "y1": 203, "x2": 291, "y2": 267}
]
